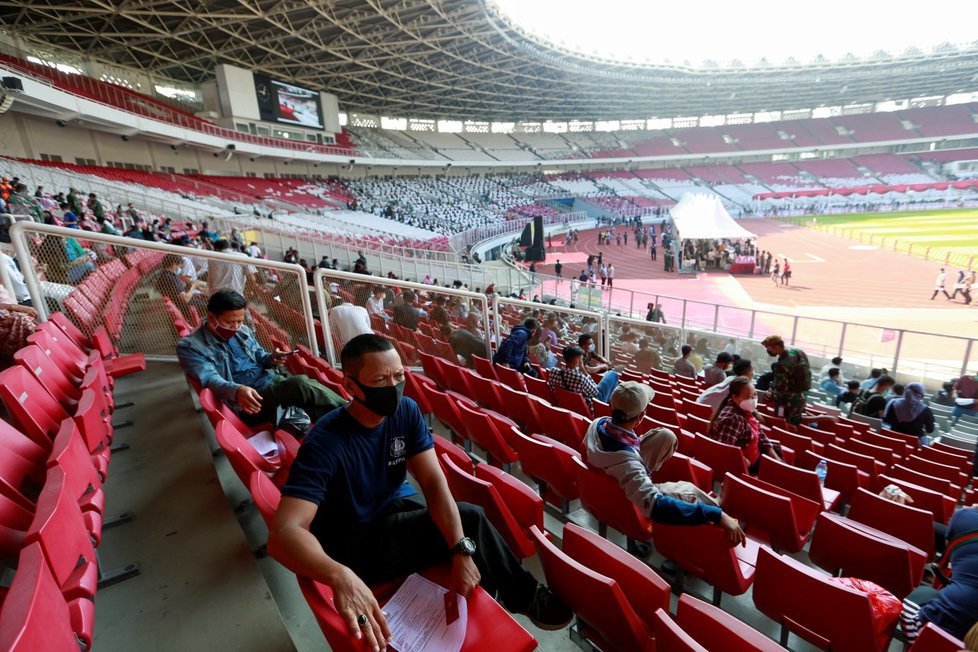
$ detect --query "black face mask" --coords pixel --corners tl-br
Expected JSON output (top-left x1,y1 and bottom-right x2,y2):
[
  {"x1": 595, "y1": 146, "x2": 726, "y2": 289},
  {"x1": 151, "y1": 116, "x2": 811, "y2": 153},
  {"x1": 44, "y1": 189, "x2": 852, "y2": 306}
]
[{"x1": 352, "y1": 379, "x2": 405, "y2": 417}]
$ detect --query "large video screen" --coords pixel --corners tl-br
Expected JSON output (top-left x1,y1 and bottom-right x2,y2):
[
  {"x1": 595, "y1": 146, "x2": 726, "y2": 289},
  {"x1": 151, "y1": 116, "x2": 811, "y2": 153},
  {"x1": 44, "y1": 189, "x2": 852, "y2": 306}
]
[{"x1": 253, "y1": 73, "x2": 323, "y2": 129}]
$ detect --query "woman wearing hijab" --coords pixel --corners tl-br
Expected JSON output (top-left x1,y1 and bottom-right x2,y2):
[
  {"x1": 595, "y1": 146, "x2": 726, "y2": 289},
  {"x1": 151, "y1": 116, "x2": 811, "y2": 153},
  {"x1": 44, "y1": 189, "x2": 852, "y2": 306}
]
[
  {"x1": 883, "y1": 382, "x2": 936, "y2": 442},
  {"x1": 708, "y1": 377, "x2": 782, "y2": 474},
  {"x1": 901, "y1": 506, "x2": 978, "y2": 644}
]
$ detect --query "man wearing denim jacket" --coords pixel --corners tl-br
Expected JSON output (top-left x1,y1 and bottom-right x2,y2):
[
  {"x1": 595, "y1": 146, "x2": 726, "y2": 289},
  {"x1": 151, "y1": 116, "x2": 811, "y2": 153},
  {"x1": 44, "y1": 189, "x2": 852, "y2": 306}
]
[{"x1": 177, "y1": 290, "x2": 345, "y2": 426}]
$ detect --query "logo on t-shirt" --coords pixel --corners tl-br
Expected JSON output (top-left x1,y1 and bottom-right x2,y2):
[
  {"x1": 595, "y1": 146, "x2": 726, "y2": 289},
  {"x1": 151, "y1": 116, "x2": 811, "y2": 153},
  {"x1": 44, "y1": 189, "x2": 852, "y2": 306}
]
[{"x1": 389, "y1": 436, "x2": 406, "y2": 464}]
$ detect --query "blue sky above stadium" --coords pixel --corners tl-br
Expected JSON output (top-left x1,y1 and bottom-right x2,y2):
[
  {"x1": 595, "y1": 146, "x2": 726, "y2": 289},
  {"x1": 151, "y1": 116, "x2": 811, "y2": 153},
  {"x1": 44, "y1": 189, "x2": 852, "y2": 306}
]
[{"x1": 490, "y1": 0, "x2": 978, "y2": 68}]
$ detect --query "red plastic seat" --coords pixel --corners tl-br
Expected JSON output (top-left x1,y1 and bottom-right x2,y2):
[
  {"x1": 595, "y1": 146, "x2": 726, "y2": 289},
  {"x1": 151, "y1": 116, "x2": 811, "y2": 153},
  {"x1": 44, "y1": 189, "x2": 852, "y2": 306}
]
[
  {"x1": 248, "y1": 470, "x2": 280, "y2": 527},
  {"x1": 0, "y1": 365, "x2": 70, "y2": 450},
  {"x1": 913, "y1": 445, "x2": 971, "y2": 475},
  {"x1": 25, "y1": 465, "x2": 98, "y2": 603},
  {"x1": 655, "y1": 451, "x2": 713, "y2": 493},
  {"x1": 796, "y1": 449, "x2": 869, "y2": 505},
  {"x1": 510, "y1": 432, "x2": 580, "y2": 515},
  {"x1": 441, "y1": 360, "x2": 476, "y2": 399},
  {"x1": 47, "y1": 420, "x2": 106, "y2": 542},
  {"x1": 418, "y1": 351, "x2": 448, "y2": 388},
  {"x1": 847, "y1": 437, "x2": 895, "y2": 468},
  {"x1": 694, "y1": 434, "x2": 749, "y2": 487},
  {"x1": 402, "y1": 370, "x2": 432, "y2": 416},
  {"x1": 872, "y1": 474, "x2": 955, "y2": 525},
  {"x1": 573, "y1": 457, "x2": 653, "y2": 544},
  {"x1": 298, "y1": 564, "x2": 537, "y2": 652},
  {"x1": 908, "y1": 622, "x2": 967, "y2": 651},
  {"x1": 496, "y1": 385, "x2": 545, "y2": 435},
  {"x1": 213, "y1": 420, "x2": 292, "y2": 488},
  {"x1": 847, "y1": 487, "x2": 935, "y2": 560},
  {"x1": 474, "y1": 464, "x2": 544, "y2": 536},
  {"x1": 861, "y1": 430, "x2": 913, "y2": 459},
  {"x1": 439, "y1": 454, "x2": 535, "y2": 559},
  {"x1": 471, "y1": 355, "x2": 496, "y2": 381},
  {"x1": 808, "y1": 512, "x2": 925, "y2": 599},
  {"x1": 492, "y1": 364, "x2": 526, "y2": 391},
  {"x1": 427, "y1": 387, "x2": 468, "y2": 443},
  {"x1": 645, "y1": 402, "x2": 681, "y2": 429},
  {"x1": 887, "y1": 464, "x2": 956, "y2": 500},
  {"x1": 651, "y1": 609, "x2": 708, "y2": 651},
  {"x1": 758, "y1": 456, "x2": 840, "y2": 512},
  {"x1": 675, "y1": 593, "x2": 787, "y2": 652},
  {"x1": 456, "y1": 402, "x2": 518, "y2": 469},
  {"x1": 465, "y1": 374, "x2": 505, "y2": 414},
  {"x1": 0, "y1": 542, "x2": 84, "y2": 652},
  {"x1": 652, "y1": 520, "x2": 760, "y2": 605},
  {"x1": 523, "y1": 374, "x2": 554, "y2": 404},
  {"x1": 552, "y1": 386, "x2": 590, "y2": 417},
  {"x1": 720, "y1": 472, "x2": 817, "y2": 553},
  {"x1": 528, "y1": 525, "x2": 656, "y2": 652},
  {"x1": 903, "y1": 455, "x2": 968, "y2": 492},
  {"x1": 752, "y1": 546, "x2": 898, "y2": 652},
  {"x1": 13, "y1": 344, "x2": 83, "y2": 410},
  {"x1": 825, "y1": 442, "x2": 884, "y2": 477},
  {"x1": 433, "y1": 436, "x2": 473, "y2": 474}
]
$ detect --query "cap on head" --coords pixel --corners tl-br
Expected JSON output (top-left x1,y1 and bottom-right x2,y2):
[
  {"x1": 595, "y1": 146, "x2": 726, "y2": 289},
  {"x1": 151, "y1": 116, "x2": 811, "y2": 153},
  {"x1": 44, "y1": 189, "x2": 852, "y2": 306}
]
[{"x1": 610, "y1": 381, "x2": 654, "y2": 421}]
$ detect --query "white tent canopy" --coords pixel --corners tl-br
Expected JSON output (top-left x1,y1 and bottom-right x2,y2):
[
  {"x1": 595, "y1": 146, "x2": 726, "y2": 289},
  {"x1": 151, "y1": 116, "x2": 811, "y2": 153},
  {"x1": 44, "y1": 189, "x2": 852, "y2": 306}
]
[{"x1": 669, "y1": 193, "x2": 756, "y2": 241}]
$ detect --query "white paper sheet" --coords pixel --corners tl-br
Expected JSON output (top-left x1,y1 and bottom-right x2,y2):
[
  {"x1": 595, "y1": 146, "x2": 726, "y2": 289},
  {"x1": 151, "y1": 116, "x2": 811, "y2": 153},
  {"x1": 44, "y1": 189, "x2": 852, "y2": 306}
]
[
  {"x1": 385, "y1": 574, "x2": 467, "y2": 652},
  {"x1": 246, "y1": 430, "x2": 280, "y2": 459}
]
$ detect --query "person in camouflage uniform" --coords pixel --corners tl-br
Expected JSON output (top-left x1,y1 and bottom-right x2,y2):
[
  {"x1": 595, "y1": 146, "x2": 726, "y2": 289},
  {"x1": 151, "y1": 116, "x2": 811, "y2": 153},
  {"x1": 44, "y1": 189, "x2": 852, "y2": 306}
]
[
  {"x1": 762, "y1": 334, "x2": 811, "y2": 426},
  {"x1": 66, "y1": 187, "x2": 84, "y2": 216},
  {"x1": 6, "y1": 183, "x2": 45, "y2": 223}
]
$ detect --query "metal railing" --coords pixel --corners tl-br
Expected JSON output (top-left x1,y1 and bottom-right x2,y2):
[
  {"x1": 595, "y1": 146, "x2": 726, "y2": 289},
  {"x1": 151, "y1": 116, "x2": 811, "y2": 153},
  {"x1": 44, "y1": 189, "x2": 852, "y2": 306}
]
[
  {"x1": 448, "y1": 211, "x2": 590, "y2": 253},
  {"x1": 8, "y1": 222, "x2": 974, "y2": 391},
  {"x1": 313, "y1": 268, "x2": 491, "y2": 367},
  {"x1": 9, "y1": 222, "x2": 319, "y2": 358}
]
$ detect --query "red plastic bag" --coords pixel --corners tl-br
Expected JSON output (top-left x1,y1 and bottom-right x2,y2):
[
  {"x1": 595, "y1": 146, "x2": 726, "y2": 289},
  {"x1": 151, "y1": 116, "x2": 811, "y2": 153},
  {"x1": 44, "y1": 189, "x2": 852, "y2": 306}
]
[{"x1": 828, "y1": 577, "x2": 902, "y2": 649}]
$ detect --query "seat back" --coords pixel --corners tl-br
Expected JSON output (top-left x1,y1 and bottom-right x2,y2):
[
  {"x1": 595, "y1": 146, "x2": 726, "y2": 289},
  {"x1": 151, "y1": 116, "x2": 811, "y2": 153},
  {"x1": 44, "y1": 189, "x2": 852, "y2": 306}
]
[
  {"x1": 655, "y1": 452, "x2": 713, "y2": 493},
  {"x1": 908, "y1": 622, "x2": 967, "y2": 652},
  {"x1": 25, "y1": 466, "x2": 96, "y2": 598},
  {"x1": 720, "y1": 472, "x2": 807, "y2": 553},
  {"x1": 523, "y1": 374, "x2": 553, "y2": 404},
  {"x1": 0, "y1": 419, "x2": 48, "y2": 468},
  {"x1": 47, "y1": 312, "x2": 91, "y2": 350},
  {"x1": 652, "y1": 521, "x2": 758, "y2": 598},
  {"x1": 904, "y1": 455, "x2": 965, "y2": 487},
  {"x1": 465, "y1": 374, "x2": 504, "y2": 413},
  {"x1": 651, "y1": 609, "x2": 708, "y2": 651},
  {"x1": 553, "y1": 386, "x2": 590, "y2": 417},
  {"x1": 848, "y1": 487, "x2": 935, "y2": 560},
  {"x1": 913, "y1": 446, "x2": 970, "y2": 475},
  {"x1": 573, "y1": 459, "x2": 652, "y2": 542},
  {"x1": 888, "y1": 464, "x2": 954, "y2": 498},
  {"x1": 0, "y1": 542, "x2": 82, "y2": 652},
  {"x1": 797, "y1": 449, "x2": 867, "y2": 505},
  {"x1": 248, "y1": 470, "x2": 281, "y2": 526},
  {"x1": 426, "y1": 387, "x2": 466, "y2": 438},
  {"x1": 511, "y1": 433, "x2": 579, "y2": 505},
  {"x1": 471, "y1": 355, "x2": 496, "y2": 381},
  {"x1": 432, "y1": 436, "x2": 472, "y2": 474},
  {"x1": 475, "y1": 464, "x2": 544, "y2": 534},
  {"x1": 758, "y1": 456, "x2": 826, "y2": 508},
  {"x1": 808, "y1": 512, "x2": 920, "y2": 599},
  {"x1": 456, "y1": 402, "x2": 517, "y2": 466},
  {"x1": 562, "y1": 523, "x2": 670, "y2": 619},
  {"x1": 848, "y1": 437, "x2": 894, "y2": 468},
  {"x1": 752, "y1": 546, "x2": 887, "y2": 652},
  {"x1": 873, "y1": 474, "x2": 954, "y2": 524},
  {"x1": 213, "y1": 420, "x2": 277, "y2": 483},
  {"x1": 439, "y1": 454, "x2": 534, "y2": 558},
  {"x1": 492, "y1": 364, "x2": 526, "y2": 391},
  {"x1": 13, "y1": 345, "x2": 81, "y2": 408},
  {"x1": 528, "y1": 526, "x2": 655, "y2": 652},
  {"x1": 693, "y1": 434, "x2": 748, "y2": 486},
  {"x1": 0, "y1": 365, "x2": 69, "y2": 450},
  {"x1": 676, "y1": 593, "x2": 786, "y2": 652}
]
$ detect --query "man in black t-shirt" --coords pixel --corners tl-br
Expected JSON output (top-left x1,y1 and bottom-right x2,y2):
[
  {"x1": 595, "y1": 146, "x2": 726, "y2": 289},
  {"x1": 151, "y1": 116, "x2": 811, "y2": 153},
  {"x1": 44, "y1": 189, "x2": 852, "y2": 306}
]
[{"x1": 269, "y1": 335, "x2": 570, "y2": 648}]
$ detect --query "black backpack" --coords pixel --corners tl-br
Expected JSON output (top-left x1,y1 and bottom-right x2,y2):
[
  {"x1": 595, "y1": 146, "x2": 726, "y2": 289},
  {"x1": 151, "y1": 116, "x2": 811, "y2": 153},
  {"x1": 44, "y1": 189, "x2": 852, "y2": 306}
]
[{"x1": 850, "y1": 391, "x2": 874, "y2": 416}]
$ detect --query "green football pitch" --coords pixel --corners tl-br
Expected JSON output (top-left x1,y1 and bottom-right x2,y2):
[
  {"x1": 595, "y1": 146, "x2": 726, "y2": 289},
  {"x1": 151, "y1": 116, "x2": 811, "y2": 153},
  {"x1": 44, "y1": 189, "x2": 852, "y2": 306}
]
[{"x1": 786, "y1": 208, "x2": 978, "y2": 266}]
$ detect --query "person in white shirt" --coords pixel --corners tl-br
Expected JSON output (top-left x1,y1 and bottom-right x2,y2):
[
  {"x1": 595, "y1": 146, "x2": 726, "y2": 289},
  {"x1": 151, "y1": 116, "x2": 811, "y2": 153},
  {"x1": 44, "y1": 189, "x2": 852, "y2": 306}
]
[
  {"x1": 246, "y1": 242, "x2": 262, "y2": 258},
  {"x1": 0, "y1": 253, "x2": 31, "y2": 304},
  {"x1": 931, "y1": 268, "x2": 951, "y2": 300},
  {"x1": 208, "y1": 239, "x2": 255, "y2": 296},
  {"x1": 365, "y1": 286, "x2": 387, "y2": 319},
  {"x1": 819, "y1": 356, "x2": 847, "y2": 383},
  {"x1": 607, "y1": 263, "x2": 615, "y2": 288},
  {"x1": 328, "y1": 298, "x2": 373, "y2": 349},
  {"x1": 697, "y1": 359, "x2": 757, "y2": 412}
]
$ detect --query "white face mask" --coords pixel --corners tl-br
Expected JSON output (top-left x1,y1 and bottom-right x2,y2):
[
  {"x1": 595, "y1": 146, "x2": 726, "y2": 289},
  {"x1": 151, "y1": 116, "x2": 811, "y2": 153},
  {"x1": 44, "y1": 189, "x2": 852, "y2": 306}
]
[
  {"x1": 588, "y1": 343, "x2": 596, "y2": 352},
  {"x1": 738, "y1": 398, "x2": 758, "y2": 412}
]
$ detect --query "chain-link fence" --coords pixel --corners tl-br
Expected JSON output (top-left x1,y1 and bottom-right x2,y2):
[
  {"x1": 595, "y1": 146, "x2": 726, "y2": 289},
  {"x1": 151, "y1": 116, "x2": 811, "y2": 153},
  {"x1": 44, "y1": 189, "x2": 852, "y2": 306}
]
[
  {"x1": 492, "y1": 296, "x2": 603, "y2": 372},
  {"x1": 605, "y1": 314, "x2": 684, "y2": 374},
  {"x1": 9, "y1": 223, "x2": 317, "y2": 358},
  {"x1": 313, "y1": 268, "x2": 491, "y2": 370}
]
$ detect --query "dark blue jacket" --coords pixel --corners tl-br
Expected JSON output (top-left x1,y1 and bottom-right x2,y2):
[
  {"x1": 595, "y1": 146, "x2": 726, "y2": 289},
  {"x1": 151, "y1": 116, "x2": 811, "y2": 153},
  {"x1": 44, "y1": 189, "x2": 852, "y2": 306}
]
[{"x1": 492, "y1": 324, "x2": 532, "y2": 372}]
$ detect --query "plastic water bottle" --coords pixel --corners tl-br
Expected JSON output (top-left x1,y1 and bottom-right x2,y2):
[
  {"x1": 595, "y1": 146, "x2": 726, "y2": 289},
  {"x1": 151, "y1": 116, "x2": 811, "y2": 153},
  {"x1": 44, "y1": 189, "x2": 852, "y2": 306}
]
[{"x1": 816, "y1": 460, "x2": 828, "y2": 487}]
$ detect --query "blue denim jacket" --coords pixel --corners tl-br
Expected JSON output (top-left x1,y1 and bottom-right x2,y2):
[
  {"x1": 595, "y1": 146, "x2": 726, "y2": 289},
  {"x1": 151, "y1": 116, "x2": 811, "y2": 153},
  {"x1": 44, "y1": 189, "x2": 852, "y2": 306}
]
[{"x1": 176, "y1": 324, "x2": 275, "y2": 406}]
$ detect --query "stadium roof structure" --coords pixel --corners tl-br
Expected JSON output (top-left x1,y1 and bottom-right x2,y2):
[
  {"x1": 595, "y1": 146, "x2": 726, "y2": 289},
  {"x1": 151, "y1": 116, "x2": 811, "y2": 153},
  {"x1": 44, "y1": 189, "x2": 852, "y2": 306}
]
[{"x1": 3, "y1": 0, "x2": 978, "y2": 122}]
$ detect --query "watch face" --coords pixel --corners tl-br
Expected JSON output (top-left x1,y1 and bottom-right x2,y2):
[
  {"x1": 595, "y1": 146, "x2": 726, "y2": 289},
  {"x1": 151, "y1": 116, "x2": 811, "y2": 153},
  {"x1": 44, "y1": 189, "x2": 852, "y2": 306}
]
[{"x1": 458, "y1": 537, "x2": 476, "y2": 555}]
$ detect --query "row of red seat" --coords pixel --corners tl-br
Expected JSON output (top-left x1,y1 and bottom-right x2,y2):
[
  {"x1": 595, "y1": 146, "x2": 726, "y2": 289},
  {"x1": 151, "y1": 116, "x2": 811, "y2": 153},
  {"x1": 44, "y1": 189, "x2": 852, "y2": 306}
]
[
  {"x1": 408, "y1": 351, "x2": 972, "y2": 650},
  {"x1": 0, "y1": 313, "x2": 147, "y2": 649}
]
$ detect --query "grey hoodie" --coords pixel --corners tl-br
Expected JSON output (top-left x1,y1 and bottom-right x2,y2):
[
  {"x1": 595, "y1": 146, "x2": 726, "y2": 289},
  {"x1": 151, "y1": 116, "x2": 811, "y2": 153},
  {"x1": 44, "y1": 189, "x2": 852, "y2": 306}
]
[{"x1": 584, "y1": 417, "x2": 665, "y2": 519}]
